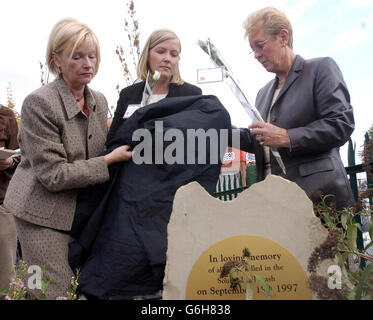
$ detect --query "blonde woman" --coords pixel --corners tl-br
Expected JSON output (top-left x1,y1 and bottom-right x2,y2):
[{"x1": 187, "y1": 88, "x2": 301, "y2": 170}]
[
  {"x1": 75, "y1": 28, "x2": 205, "y2": 300},
  {"x1": 4, "y1": 18, "x2": 132, "y2": 299},
  {"x1": 107, "y1": 28, "x2": 202, "y2": 142}
]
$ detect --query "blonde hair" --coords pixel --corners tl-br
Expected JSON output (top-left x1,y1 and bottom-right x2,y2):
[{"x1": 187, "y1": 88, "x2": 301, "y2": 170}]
[
  {"x1": 137, "y1": 29, "x2": 184, "y2": 85},
  {"x1": 46, "y1": 18, "x2": 101, "y2": 76},
  {"x1": 243, "y1": 7, "x2": 293, "y2": 48}
]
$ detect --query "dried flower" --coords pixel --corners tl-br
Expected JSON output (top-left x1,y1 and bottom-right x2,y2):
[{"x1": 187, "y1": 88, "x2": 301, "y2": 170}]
[
  {"x1": 353, "y1": 198, "x2": 364, "y2": 214},
  {"x1": 309, "y1": 274, "x2": 346, "y2": 300},
  {"x1": 359, "y1": 189, "x2": 373, "y2": 200},
  {"x1": 243, "y1": 248, "x2": 251, "y2": 258},
  {"x1": 220, "y1": 261, "x2": 239, "y2": 278},
  {"x1": 116, "y1": 1, "x2": 141, "y2": 88},
  {"x1": 133, "y1": 37, "x2": 140, "y2": 48},
  {"x1": 308, "y1": 229, "x2": 341, "y2": 273},
  {"x1": 230, "y1": 277, "x2": 242, "y2": 291},
  {"x1": 310, "y1": 190, "x2": 324, "y2": 207},
  {"x1": 129, "y1": 0, "x2": 134, "y2": 12}
]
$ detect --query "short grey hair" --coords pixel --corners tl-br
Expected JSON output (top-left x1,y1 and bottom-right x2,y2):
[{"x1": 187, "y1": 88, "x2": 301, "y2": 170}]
[{"x1": 243, "y1": 7, "x2": 293, "y2": 48}]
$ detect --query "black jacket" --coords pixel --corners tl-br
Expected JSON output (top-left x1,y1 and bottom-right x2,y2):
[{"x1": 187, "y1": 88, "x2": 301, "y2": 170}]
[
  {"x1": 68, "y1": 93, "x2": 232, "y2": 299},
  {"x1": 107, "y1": 81, "x2": 202, "y2": 143}
]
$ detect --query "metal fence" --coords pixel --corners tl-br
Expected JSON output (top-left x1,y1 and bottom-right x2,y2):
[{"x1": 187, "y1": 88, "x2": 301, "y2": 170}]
[
  {"x1": 214, "y1": 136, "x2": 372, "y2": 204},
  {"x1": 346, "y1": 136, "x2": 372, "y2": 265},
  {"x1": 214, "y1": 165, "x2": 256, "y2": 201}
]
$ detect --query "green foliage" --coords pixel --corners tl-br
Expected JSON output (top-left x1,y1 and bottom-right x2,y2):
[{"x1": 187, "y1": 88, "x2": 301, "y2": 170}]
[
  {"x1": 40, "y1": 265, "x2": 52, "y2": 300},
  {"x1": 67, "y1": 269, "x2": 80, "y2": 300},
  {"x1": 1, "y1": 260, "x2": 80, "y2": 300},
  {"x1": 254, "y1": 273, "x2": 273, "y2": 299},
  {"x1": 354, "y1": 263, "x2": 373, "y2": 300},
  {"x1": 0, "y1": 260, "x2": 28, "y2": 300},
  {"x1": 309, "y1": 193, "x2": 373, "y2": 300}
]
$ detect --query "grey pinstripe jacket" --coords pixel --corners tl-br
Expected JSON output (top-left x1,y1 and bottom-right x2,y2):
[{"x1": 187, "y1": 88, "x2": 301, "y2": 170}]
[{"x1": 4, "y1": 78, "x2": 110, "y2": 231}]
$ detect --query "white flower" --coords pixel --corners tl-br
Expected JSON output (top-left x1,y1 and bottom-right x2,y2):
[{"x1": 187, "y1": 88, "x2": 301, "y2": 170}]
[
  {"x1": 152, "y1": 70, "x2": 161, "y2": 82},
  {"x1": 143, "y1": 70, "x2": 161, "y2": 106}
]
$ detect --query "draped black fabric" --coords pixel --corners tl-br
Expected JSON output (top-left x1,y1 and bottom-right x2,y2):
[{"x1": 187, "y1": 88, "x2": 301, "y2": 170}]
[{"x1": 68, "y1": 95, "x2": 232, "y2": 299}]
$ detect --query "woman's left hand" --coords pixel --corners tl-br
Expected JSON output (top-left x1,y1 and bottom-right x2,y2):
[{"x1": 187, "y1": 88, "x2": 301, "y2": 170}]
[{"x1": 249, "y1": 122, "x2": 291, "y2": 149}]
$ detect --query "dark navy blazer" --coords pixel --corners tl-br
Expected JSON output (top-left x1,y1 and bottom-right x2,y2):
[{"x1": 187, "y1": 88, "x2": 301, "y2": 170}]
[{"x1": 107, "y1": 81, "x2": 202, "y2": 144}]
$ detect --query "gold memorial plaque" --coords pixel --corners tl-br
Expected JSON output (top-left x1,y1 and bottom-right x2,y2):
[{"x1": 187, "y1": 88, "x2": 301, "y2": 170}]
[{"x1": 186, "y1": 235, "x2": 312, "y2": 300}]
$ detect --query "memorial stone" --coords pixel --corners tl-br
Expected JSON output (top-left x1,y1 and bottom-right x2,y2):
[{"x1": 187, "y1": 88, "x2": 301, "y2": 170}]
[{"x1": 162, "y1": 175, "x2": 332, "y2": 300}]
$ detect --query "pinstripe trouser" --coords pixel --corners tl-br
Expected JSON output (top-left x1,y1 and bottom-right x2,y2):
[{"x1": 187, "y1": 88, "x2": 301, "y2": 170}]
[{"x1": 14, "y1": 217, "x2": 75, "y2": 300}]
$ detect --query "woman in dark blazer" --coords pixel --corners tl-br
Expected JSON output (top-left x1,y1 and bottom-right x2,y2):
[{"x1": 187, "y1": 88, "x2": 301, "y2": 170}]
[
  {"x1": 240, "y1": 7, "x2": 355, "y2": 209},
  {"x1": 76, "y1": 29, "x2": 202, "y2": 300},
  {"x1": 107, "y1": 28, "x2": 202, "y2": 142}
]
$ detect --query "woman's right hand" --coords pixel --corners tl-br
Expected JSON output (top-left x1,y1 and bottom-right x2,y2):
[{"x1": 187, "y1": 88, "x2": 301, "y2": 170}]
[{"x1": 104, "y1": 145, "x2": 133, "y2": 165}]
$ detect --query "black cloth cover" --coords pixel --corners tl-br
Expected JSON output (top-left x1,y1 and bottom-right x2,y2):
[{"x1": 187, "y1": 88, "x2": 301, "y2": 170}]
[{"x1": 68, "y1": 95, "x2": 232, "y2": 299}]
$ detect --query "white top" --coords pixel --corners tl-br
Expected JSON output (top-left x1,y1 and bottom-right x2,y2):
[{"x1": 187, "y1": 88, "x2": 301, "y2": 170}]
[{"x1": 141, "y1": 93, "x2": 167, "y2": 107}]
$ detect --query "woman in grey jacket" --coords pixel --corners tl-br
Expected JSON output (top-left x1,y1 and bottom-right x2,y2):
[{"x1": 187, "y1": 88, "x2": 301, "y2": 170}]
[
  {"x1": 240, "y1": 7, "x2": 355, "y2": 209},
  {"x1": 4, "y1": 18, "x2": 132, "y2": 299}
]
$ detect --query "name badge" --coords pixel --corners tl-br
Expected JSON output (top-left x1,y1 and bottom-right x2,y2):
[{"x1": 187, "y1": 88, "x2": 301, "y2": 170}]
[{"x1": 123, "y1": 104, "x2": 141, "y2": 119}]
